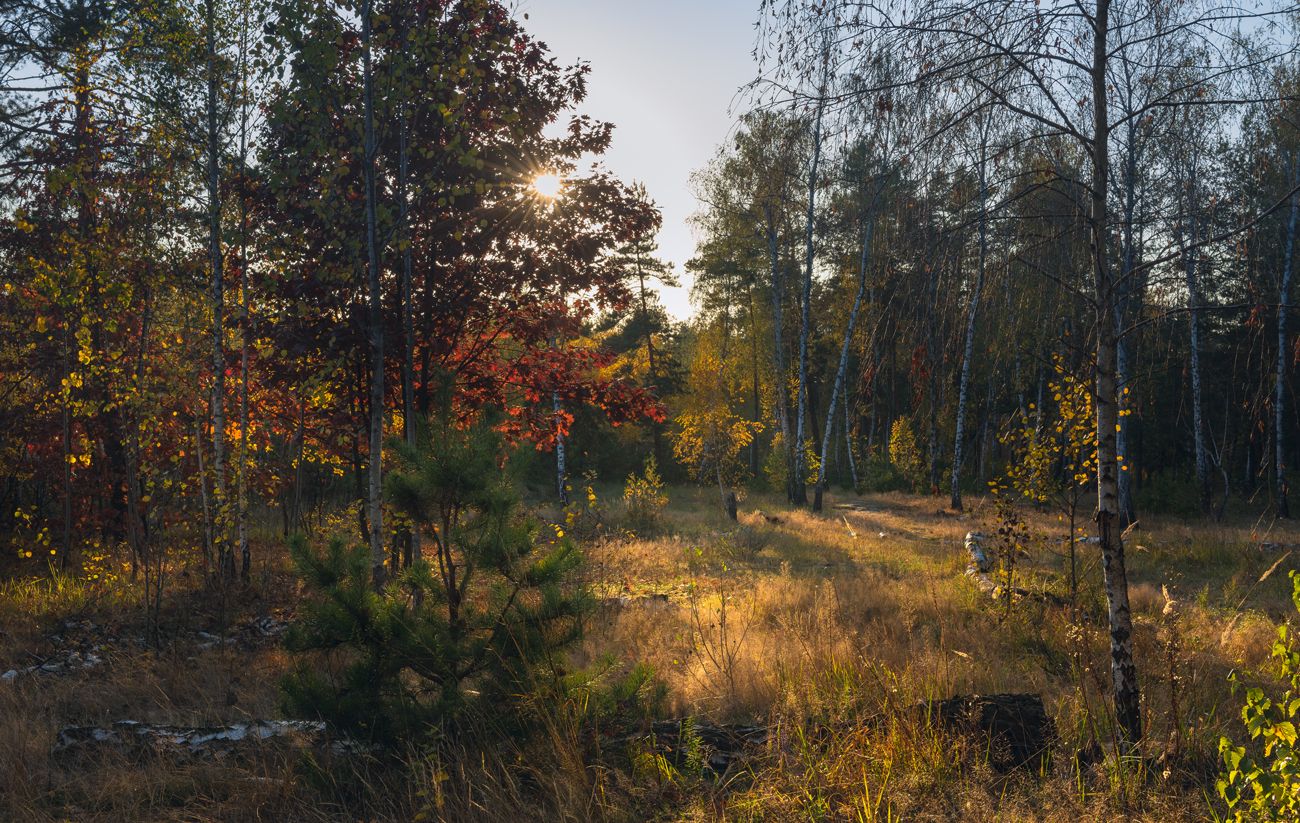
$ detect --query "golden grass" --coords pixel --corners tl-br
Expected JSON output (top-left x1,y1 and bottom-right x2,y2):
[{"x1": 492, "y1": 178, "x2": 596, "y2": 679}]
[{"x1": 1, "y1": 487, "x2": 1297, "y2": 820}]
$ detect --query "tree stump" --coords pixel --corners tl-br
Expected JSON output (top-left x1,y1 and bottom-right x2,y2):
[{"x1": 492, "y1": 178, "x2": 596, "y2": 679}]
[{"x1": 921, "y1": 692, "x2": 1055, "y2": 772}]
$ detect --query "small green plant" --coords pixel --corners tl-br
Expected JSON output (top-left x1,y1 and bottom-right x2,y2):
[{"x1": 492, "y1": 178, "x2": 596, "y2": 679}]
[
  {"x1": 623, "y1": 457, "x2": 668, "y2": 536},
  {"x1": 999, "y1": 352, "x2": 1097, "y2": 609},
  {"x1": 683, "y1": 548, "x2": 755, "y2": 708},
  {"x1": 1217, "y1": 569, "x2": 1300, "y2": 820},
  {"x1": 562, "y1": 470, "x2": 607, "y2": 542},
  {"x1": 281, "y1": 408, "x2": 589, "y2": 748},
  {"x1": 989, "y1": 491, "x2": 1030, "y2": 618},
  {"x1": 888, "y1": 418, "x2": 924, "y2": 493}
]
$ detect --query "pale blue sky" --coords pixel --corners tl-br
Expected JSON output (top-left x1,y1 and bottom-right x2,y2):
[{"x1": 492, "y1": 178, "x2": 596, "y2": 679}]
[{"x1": 519, "y1": 0, "x2": 760, "y2": 319}]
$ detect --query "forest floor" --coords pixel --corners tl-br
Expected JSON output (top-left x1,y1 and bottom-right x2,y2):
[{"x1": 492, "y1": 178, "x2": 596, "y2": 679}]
[{"x1": 1, "y1": 487, "x2": 1298, "y2": 821}]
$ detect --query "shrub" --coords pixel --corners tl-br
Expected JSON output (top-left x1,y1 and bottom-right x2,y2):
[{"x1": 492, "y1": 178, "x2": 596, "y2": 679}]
[
  {"x1": 858, "y1": 453, "x2": 907, "y2": 493},
  {"x1": 560, "y1": 469, "x2": 608, "y2": 542},
  {"x1": 281, "y1": 410, "x2": 588, "y2": 748},
  {"x1": 719, "y1": 522, "x2": 771, "y2": 562},
  {"x1": 888, "y1": 418, "x2": 924, "y2": 493},
  {"x1": 623, "y1": 457, "x2": 668, "y2": 536},
  {"x1": 1217, "y1": 569, "x2": 1300, "y2": 820}
]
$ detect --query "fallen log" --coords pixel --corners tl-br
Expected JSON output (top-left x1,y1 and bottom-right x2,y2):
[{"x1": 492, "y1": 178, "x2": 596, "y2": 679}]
[
  {"x1": 962, "y1": 532, "x2": 1066, "y2": 608},
  {"x1": 53, "y1": 719, "x2": 370, "y2": 760}
]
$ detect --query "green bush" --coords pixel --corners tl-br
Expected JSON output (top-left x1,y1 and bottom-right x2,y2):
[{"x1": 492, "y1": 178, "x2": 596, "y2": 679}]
[
  {"x1": 1217, "y1": 570, "x2": 1300, "y2": 820},
  {"x1": 858, "y1": 454, "x2": 908, "y2": 493},
  {"x1": 281, "y1": 410, "x2": 588, "y2": 748},
  {"x1": 888, "y1": 418, "x2": 925, "y2": 493},
  {"x1": 623, "y1": 457, "x2": 668, "y2": 536}
]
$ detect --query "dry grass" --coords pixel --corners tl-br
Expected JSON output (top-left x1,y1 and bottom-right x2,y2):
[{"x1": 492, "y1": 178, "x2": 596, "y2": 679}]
[{"x1": 1, "y1": 487, "x2": 1297, "y2": 820}]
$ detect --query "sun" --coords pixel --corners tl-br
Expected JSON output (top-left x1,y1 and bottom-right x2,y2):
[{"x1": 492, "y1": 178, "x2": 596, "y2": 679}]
[{"x1": 531, "y1": 172, "x2": 563, "y2": 199}]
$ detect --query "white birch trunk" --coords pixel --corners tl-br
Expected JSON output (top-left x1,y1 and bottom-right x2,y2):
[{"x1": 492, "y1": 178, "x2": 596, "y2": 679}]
[
  {"x1": 815, "y1": 208, "x2": 876, "y2": 510},
  {"x1": 1090, "y1": 0, "x2": 1141, "y2": 744},
  {"x1": 793, "y1": 52, "x2": 829, "y2": 507},
  {"x1": 951, "y1": 150, "x2": 988, "y2": 511},
  {"x1": 553, "y1": 391, "x2": 568, "y2": 505}
]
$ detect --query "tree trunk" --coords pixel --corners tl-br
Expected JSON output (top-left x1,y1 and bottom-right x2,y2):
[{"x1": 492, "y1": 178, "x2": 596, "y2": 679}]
[
  {"x1": 1115, "y1": 132, "x2": 1141, "y2": 527},
  {"x1": 638, "y1": 264, "x2": 664, "y2": 464},
  {"x1": 553, "y1": 391, "x2": 568, "y2": 505},
  {"x1": 237, "y1": 15, "x2": 252, "y2": 582},
  {"x1": 398, "y1": 41, "x2": 419, "y2": 569},
  {"x1": 952, "y1": 149, "x2": 989, "y2": 511},
  {"x1": 766, "y1": 208, "x2": 795, "y2": 501},
  {"x1": 1091, "y1": 0, "x2": 1141, "y2": 745},
  {"x1": 1178, "y1": 146, "x2": 1210, "y2": 514},
  {"x1": 815, "y1": 207, "x2": 876, "y2": 510},
  {"x1": 794, "y1": 52, "x2": 829, "y2": 507},
  {"x1": 844, "y1": 387, "x2": 858, "y2": 489},
  {"x1": 749, "y1": 286, "x2": 761, "y2": 475},
  {"x1": 925, "y1": 258, "x2": 941, "y2": 494},
  {"x1": 205, "y1": 0, "x2": 229, "y2": 579},
  {"x1": 291, "y1": 398, "x2": 305, "y2": 536},
  {"x1": 61, "y1": 330, "x2": 72, "y2": 565},
  {"x1": 195, "y1": 415, "x2": 213, "y2": 575},
  {"x1": 1276, "y1": 153, "x2": 1300, "y2": 518},
  {"x1": 362, "y1": 0, "x2": 385, "y2": 587}
]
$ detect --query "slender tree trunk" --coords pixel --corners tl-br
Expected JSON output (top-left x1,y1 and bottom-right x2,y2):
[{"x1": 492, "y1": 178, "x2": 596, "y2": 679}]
[
  {"x1": 1276, "y1": 153, "x2": 1300, "y2": 518},
  {"x1": 206, "y1": 0, "x2": 230, "y2": 579},
  {"x1": 1116, "y1": 133, "x2": 1140, "y2": 527},
  {"x1": 637, "y1": 265, "x2": 664, "y2": 464},
  {"x1": 749, "y1": 286, "x2": 761, "y2": 475},
  {"x1": 236, "y1": 16, "x2": 252, "y2": 582},
  {"x1": 398, "y1": 52, "x2": 419, "y2": 568},
  {"x1": 794, "y1": 53, "x2": 829, "y2": 507},
  {"x1": 196, "y1": 415, "x2": 213, "y2": 575},
  {"x1": 952, "y1": 149, "x2": 988, "y2": 511},
  {"x1": 815, "y1": 209, "x2": 876, "y2": 510},
  {"x1": 844, "y1": 387, "x2": 858, "y2": 489},
  {"x1": 1178, "y1": 146, "x2": 1210, "y2": 513},
  {"x1": 977, "y1": 370, "x2": 993, "y2": 484},
  {"x1": 291, "y1": 398, "x2": 305, "y2": 534},
  {"x1": 1091, "y1": 0, "x2": 1141, "y2": 745},
  {"x1": 61, "y1": 328, "x2": 72, "y2": 565},
  {"x1": 553, "y1": 391, "x2": 568, "y2": 505},
  {"x1": 925, "y1": 258, "x2": 941, "y2": 494},
  {"x1": 1187, "y1": 255, "x2": 1208, "y2": 513},
  {"x1": 362, "y1": 0, "x2": 385, "y2": 587},
  {"x1": 766, "y1": 209, "x2": 795, "y2": 500},
  {"x1": 351, "y1": 360, "x2": 369, "y2": 544}
]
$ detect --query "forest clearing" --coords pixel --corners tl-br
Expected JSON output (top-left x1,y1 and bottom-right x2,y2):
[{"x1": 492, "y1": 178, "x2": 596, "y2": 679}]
[
  {"x1": 6, "y1": 0, "x2": 1300, "y2": 819},
  {"x1": 1, "y1": 486, "x2": 1298, "y2": 821}
]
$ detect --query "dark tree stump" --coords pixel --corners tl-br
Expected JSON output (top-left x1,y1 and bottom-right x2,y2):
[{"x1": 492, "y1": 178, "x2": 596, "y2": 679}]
[
  {"x1": 921, "y1": 692, "x2": 1055, "y2": 772},
  {"x1": 725, "y1": 492, "x2": 738, "y2": 521}
]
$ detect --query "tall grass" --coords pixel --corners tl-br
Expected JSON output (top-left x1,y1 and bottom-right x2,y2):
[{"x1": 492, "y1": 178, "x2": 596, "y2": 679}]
[{"x1": 0, "y1": 489, "x2": 1296, "y2": 820}]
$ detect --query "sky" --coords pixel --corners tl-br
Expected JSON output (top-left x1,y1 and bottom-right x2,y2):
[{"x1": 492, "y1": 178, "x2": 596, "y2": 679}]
[{"x1": 519, "y1": 0, "x2": 761, "y2": 320}]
